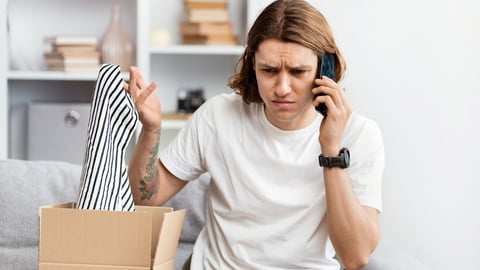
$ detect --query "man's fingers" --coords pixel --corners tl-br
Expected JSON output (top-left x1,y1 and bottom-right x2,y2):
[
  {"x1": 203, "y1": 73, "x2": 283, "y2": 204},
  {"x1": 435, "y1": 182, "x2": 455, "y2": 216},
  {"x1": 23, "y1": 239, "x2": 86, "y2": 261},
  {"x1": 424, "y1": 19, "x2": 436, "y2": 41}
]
[
  {"x1": 129, "y1": 66, "x2": 148, "y2": 90},
  {"x1": 129, "y1": 67, "x2": 139, "y2": 97},
  {"x1": 128, "y1": 67, "x2": 158, "y2": 110},
  {"x1": 136, "y1": 81, "x2": 157, "y2": 105}
]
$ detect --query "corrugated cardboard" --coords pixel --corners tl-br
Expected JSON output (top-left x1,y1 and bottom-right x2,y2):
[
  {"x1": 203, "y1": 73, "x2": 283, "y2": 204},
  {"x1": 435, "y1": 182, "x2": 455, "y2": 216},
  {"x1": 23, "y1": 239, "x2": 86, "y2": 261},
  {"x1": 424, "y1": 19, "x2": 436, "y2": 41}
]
[{"x1": 38, "y1": 202, "x2": 186, "y2": 270}]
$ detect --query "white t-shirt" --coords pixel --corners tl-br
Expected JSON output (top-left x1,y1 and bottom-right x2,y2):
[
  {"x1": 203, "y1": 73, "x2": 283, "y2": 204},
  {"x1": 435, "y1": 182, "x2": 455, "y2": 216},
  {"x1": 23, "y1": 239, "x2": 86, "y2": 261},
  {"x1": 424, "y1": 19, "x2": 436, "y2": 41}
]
[{"x1": 160, "y1": 93, "x2": 384, "y2": 270}]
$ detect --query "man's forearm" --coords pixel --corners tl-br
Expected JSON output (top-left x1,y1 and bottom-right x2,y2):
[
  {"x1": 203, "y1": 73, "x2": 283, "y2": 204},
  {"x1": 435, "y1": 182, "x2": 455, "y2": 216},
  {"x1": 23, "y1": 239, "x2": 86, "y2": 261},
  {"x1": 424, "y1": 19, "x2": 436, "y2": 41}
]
[
  {"x1": 128, "y1": 128, "x2": 161, "y2": 206},
  {"x1": 324, "y1": 168, "x2": 379, "y2": 270}
]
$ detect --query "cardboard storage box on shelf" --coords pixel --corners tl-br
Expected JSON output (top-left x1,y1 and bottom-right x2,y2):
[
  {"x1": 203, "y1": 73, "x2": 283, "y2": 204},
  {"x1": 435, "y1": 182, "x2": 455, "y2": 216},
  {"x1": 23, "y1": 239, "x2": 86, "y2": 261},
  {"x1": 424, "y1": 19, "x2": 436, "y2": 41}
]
[{"x1": 38, "y1": 202, "x2": 186, "y2": 270}]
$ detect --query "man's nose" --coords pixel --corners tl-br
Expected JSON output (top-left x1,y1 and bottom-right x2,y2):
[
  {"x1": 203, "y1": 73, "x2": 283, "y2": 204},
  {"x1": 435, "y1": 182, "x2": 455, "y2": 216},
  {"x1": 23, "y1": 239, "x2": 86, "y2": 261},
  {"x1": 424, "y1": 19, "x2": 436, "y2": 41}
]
[{"x1": 275, "y1": 71, "x2": 292, "y2": 97}]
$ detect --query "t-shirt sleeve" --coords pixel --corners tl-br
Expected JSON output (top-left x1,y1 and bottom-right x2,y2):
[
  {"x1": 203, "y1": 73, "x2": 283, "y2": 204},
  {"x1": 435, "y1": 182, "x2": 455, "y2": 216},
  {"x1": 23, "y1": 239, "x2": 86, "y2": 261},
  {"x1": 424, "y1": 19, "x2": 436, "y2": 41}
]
[
  {"x1": 159, "y1": 101, "x2": 214, "y2": 181},
  {"x1": 346, "y1": 115, "x2": 385, "y2": 212}
]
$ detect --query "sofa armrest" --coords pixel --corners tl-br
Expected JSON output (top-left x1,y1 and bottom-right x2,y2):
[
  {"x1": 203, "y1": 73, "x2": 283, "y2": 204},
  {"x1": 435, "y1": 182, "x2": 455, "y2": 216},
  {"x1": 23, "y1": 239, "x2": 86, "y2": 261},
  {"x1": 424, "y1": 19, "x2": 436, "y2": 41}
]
[
  {"x1": 364, "y1": 238, "x2": 430, "y2": 270},
  {"x1": 0, "y1": 159, "x2": 81, "y2": 270}
]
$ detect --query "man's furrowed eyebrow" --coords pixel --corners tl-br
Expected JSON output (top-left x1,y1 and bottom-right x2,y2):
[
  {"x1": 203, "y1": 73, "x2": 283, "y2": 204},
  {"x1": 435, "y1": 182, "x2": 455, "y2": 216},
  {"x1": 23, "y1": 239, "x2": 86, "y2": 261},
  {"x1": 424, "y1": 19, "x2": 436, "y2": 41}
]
[
  {"x1": 287, "y1": 64, "x2": 314, "y2": 70},
  {"x1": 256, "y1": 62, "x2": 277, "y2": 68},
  {"x1": 257, "y1": 63, "x2": 313, "y2": 70}
]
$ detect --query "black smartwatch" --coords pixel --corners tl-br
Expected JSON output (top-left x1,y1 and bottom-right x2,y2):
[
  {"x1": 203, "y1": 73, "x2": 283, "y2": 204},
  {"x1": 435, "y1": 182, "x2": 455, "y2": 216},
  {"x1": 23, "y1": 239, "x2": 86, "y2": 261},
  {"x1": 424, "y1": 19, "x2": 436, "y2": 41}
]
[{"x1": 318, "y1": 148, "x2": 350, "y2": 168}]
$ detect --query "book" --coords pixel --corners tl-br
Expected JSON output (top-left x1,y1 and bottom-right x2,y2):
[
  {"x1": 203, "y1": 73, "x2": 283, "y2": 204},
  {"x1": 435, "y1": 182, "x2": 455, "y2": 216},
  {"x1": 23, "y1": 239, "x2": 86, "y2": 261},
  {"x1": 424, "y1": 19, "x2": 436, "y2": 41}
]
[
  {"x1": 46, "y1": 65, "x2": 100, "y2": 72},
  {"x1": 45, "y1": 56, "x2": 100, "y2": 70},
  {"x1": 44, "y1": 57, "x2": 99, "y2": 66},
  {"x1": 187, "y1": 8, "x2": 229, "y2": 23},
  {"x1": 52, "y1": 44, "x2": 99, "y2": 54},
  {"x1": 44, "y1": 51, "x2": 99, "y2": 62},
  {"x1": 180, "y1": 22, "x2": 232, "y2": 36},
  {"x1": 43, "y1": 35, "x2": 101, "y2": 72},
  {"x1": 185, "y1": 1, "x2": 228, "y2": 9},
  {"x1": 182, "y1": 34, "x2": 237, "y2": 45},
  {"x1": 44, "y1": 51, "x2": 100, "y2": 72},
  {"x1": 44, "y1": 35, "x2": 98, "y2": 46},
  {"x1": 44, "y1": 51, "x2": 100, "y2": 59}
]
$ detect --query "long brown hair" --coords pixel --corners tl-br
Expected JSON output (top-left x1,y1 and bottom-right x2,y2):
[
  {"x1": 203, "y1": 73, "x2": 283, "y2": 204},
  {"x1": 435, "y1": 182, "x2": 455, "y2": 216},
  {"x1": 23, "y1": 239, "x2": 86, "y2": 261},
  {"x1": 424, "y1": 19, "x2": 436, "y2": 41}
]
[{"x1": 228, "y1": 0, "x2": 346, "y2": 104}]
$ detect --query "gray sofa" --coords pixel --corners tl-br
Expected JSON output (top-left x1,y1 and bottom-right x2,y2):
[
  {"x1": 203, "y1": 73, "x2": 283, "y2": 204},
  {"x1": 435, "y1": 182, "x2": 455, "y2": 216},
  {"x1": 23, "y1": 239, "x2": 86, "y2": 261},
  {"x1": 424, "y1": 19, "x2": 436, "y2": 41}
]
[{"x1": 0, "y1": 159, "x2": 429, "y2": 270}]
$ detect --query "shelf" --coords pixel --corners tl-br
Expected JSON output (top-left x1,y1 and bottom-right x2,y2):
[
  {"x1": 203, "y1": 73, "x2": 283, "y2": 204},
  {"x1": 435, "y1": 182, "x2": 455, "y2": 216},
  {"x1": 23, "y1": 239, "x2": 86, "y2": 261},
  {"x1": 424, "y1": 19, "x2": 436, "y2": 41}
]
[
  {"x1": 150, "y1": 45, "x2": 245, "y2": 55},
  {"x1": 162, "y1": 119, "x2": 187, "y2": 129},
  {"x1": 7, "y1": 70, "x2": 130, "y2": 81},
  {"x1": 2, "y1": 0, "x2": 247, "y2": 160},
  {"x1": 161, "y1": 113, "x2": 190, "y2": 129}
]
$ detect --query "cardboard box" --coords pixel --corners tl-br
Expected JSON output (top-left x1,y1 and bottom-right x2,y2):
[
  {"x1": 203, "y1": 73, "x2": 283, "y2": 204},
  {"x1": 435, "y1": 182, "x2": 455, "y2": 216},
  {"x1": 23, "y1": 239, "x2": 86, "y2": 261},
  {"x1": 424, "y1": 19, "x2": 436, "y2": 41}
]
[{"x1": 38, "y1": 202, "x2": 186, "y2": 270}]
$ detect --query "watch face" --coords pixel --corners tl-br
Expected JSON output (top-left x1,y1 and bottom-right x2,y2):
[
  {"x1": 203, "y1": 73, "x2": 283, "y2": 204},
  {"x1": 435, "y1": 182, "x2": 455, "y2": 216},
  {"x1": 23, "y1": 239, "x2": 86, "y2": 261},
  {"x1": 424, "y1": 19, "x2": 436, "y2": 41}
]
[
  {"x1": 341, "y1": 148, "x2": 350, "y2": 168},
  {"x1": 318, "y1": 148, "x2": 350, "y2": 168}
]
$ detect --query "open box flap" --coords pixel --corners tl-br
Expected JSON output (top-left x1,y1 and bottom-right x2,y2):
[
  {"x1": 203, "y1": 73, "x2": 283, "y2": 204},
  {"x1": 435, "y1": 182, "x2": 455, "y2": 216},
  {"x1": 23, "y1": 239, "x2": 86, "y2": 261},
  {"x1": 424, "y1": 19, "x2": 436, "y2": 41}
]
[
  {"x1": 39, "y1": 262, "x2": 150, "y2": 270},
  {"x1": 135, "y1": 206, "x2": 173, "y2": 259},
  {"x1": 152, "y1": 209, "x2": 186, "y2": 267},
  {"x1": 152, "y1": 259, "x2": 175, "y2": 270},
  {"x1": 39, "y1": 203, "x2": 152, "y2": 267}
]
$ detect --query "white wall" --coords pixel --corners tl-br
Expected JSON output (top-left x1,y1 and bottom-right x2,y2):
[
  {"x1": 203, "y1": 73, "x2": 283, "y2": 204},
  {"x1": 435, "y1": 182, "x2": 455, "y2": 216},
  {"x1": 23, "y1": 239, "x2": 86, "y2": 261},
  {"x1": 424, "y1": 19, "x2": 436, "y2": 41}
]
[
  {"x1": 316, "y1": 1, "x2": 479, "y2": 269},
  {"x1": 250, "y1": 0, "x2": 479, "y2": 269}
]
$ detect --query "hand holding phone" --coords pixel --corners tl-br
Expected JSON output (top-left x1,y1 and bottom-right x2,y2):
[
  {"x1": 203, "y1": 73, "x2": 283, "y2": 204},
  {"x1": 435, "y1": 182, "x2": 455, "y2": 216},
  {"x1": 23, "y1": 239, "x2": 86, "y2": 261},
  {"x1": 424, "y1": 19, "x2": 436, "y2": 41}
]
[{"x1": 315, "y1": 53, "x2": 335, "y2": 117}]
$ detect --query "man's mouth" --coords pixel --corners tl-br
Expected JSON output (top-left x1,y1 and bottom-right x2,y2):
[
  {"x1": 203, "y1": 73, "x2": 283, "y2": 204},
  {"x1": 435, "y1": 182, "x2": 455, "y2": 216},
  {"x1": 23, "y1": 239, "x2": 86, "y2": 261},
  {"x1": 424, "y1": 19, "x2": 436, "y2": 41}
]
[{"x1": 272, "y1": 100, "x2": 294, "y2": 109}]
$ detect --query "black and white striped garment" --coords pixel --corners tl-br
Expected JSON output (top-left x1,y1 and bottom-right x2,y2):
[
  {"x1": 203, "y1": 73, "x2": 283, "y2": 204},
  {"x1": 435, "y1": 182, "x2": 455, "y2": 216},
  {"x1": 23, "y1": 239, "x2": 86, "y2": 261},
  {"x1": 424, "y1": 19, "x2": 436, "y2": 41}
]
[{"x1": 77, "y1": 64, "x2": 138, "y2": 211}]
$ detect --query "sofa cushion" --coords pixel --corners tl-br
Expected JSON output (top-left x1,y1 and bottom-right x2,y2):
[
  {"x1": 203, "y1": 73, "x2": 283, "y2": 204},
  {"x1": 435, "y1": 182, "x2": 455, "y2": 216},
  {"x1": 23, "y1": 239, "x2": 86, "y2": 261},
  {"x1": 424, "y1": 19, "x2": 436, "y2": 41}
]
[
  {"x1": 0, "y1": 159, "x2": 81, "y2": 270},
  {"x1": 163, "y1": 173, "x2": 209, "y2": 270},
  {"x1": 363, "y1": 238, "x2": 430, "y2": 270},
  {"x1": 164, "y1": 173, "x2": 210, "y2": 244},
  {"x1": 175, "y1": 242, "x2": 195, "y2": 270}
]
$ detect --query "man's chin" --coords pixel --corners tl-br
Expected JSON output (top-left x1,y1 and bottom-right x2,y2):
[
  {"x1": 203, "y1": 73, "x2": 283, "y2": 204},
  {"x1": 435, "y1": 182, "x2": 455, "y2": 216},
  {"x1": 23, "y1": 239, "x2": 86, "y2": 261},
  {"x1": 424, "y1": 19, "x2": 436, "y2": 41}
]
[{"x1": 265, "y1": 111, "x2": 297, "y2": 127}]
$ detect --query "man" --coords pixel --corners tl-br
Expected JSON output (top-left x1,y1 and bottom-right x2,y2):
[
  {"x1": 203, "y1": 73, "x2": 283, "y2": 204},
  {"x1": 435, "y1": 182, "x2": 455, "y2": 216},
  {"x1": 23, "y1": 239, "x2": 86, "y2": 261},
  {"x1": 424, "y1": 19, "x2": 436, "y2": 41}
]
[{"x1": 126, "y1": 0, "x2": 384, "y2": 269}]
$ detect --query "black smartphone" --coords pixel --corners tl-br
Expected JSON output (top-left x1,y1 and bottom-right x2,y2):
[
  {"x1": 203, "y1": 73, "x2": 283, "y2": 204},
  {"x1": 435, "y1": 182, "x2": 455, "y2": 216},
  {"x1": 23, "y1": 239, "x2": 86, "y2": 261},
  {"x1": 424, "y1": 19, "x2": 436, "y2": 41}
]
[{"x1": 315, "y1": 53, "x2": 335, "y2": 116}]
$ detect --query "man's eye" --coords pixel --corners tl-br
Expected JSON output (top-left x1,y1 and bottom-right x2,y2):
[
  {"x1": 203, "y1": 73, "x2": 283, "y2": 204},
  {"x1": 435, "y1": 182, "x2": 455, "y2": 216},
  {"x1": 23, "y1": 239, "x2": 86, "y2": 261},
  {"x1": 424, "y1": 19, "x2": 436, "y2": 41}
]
[
  {"x1": 262, "y1": 68, "x2": 276, "y2": 73},
  {"x1": 291, "y1": 69, "x2": 306, "y2": 75}
]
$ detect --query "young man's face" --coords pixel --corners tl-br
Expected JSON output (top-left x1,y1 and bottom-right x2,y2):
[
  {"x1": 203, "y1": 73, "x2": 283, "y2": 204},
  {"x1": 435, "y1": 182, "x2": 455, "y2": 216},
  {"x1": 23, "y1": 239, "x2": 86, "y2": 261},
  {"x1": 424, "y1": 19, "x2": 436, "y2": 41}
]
[{"x1": 254, "y1": 38, "x2": 318, "y2": 131}]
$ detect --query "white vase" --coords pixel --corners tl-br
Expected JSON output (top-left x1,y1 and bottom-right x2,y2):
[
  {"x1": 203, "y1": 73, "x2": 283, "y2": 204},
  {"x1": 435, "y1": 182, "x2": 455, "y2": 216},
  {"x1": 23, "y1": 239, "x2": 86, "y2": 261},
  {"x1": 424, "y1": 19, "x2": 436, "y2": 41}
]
[{"x1": 100, "y1": 4, "x2": 134, "y2": 71}]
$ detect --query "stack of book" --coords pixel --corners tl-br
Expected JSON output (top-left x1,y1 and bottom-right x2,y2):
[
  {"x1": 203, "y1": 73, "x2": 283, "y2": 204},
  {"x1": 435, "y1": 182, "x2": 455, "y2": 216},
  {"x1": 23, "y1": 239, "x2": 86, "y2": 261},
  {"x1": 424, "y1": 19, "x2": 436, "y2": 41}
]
[
  {"x1": 43, "y1": 35, "x2": 101, "y2": 72},
  {"x1": 181, "y1": 0, "x2": 237, "y2": 45}
]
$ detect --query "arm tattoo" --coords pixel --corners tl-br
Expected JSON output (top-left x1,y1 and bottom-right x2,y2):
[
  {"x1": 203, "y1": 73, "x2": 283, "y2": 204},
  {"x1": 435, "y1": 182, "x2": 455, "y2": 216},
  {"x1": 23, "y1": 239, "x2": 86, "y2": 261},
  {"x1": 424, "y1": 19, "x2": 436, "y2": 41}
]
[{"x1": 139, "y1": 129, "x2": 161, "y2": 201}]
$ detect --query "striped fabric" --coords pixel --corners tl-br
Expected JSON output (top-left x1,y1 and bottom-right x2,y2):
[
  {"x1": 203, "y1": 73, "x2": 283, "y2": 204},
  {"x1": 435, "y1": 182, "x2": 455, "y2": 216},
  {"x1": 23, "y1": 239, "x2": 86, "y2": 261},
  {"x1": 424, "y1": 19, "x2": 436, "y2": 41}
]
[{"x1": 77, "y1": 64, "x2": 138, "y2": 211}]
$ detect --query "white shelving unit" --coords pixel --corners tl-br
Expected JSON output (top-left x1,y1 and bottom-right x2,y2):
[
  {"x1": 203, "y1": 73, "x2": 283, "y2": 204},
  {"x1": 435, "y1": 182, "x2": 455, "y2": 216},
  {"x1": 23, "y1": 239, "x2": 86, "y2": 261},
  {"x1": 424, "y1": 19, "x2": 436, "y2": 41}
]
[
  {"x1": 0, "y1": 0, "x2": 7, "y2": 159},
  {"x1": 150, "y1": 45, "x2": 244, "y2": 55},
  {"x1": 7, "y1": 71, "x2": 104, "y2": 81},
  {"x1": 1, "y1": 0, "x2": 247, "y2": 160}
]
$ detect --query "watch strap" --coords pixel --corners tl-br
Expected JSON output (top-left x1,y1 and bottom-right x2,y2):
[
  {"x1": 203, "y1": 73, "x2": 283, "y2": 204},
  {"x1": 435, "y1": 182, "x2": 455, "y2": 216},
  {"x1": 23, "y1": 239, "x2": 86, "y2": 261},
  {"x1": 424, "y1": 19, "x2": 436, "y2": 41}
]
[{"x1": 318, "y1": 147, "x2": 350, "y2": 168}]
